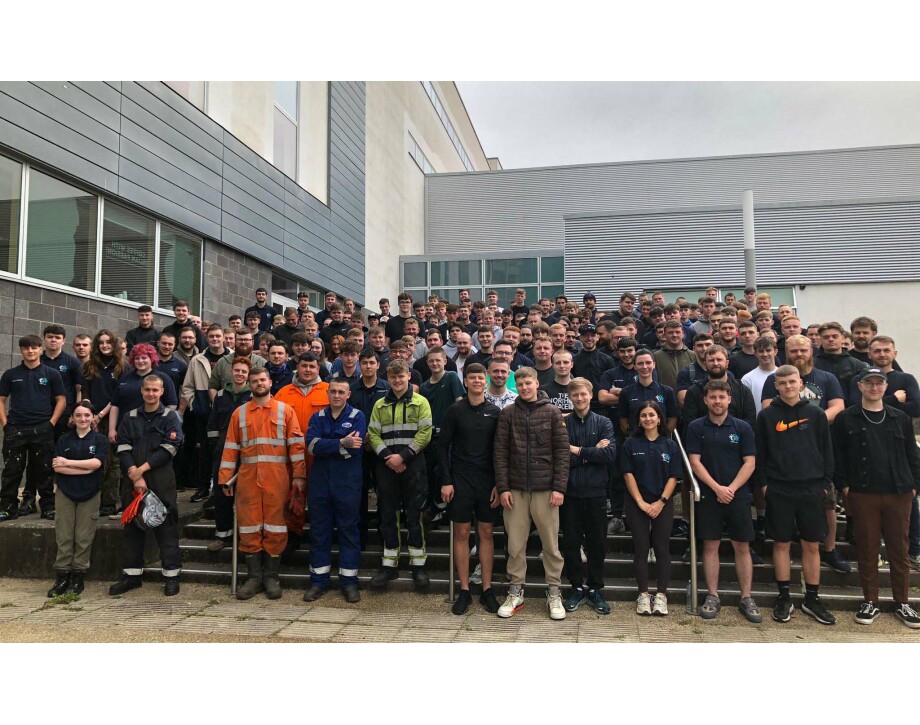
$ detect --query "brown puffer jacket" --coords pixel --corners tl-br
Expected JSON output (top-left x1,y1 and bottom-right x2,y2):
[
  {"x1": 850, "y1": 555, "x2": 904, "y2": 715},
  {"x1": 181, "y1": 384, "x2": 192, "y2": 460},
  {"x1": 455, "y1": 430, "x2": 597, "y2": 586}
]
[{"x1": 494, "y1": 391, "x2": 570, "y2": 494}]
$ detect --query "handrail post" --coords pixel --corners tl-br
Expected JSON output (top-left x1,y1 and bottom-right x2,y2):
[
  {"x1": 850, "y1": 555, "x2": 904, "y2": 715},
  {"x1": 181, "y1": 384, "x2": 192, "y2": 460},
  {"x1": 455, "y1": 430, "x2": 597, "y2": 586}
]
[
  {"x1": 673, "y1": 430, "x2": 701, "y2": 616},
  {"x1": 445, "y1": 521, "x2": 455, "y2": 603}
]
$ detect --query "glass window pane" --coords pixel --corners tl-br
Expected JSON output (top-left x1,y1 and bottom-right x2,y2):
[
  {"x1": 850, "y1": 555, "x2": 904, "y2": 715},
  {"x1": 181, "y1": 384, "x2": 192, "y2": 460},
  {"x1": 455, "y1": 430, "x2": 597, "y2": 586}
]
[
  {"x1": 26, "y1": 170, "x2": 97, "y2": 292},
  {"x1": 720, "y1": 286, "x2": 796, "y2": 309},
  {"x1": 541, "y1": 256, "x2": 564, "y2": 282},
  {"x1": 101, "y1": 202, "x2": 155, "y2": 303},
  {"x1": 275, "y1": 81, "x2": 298, "y2": 121},
  {"x1": 429, "y1": 288, "x2": 463, "y2": 305},
  {"x1": 486, "y1": 257, "x2": 537, "y2": 285},
  {"x1": 430, "y1": 260, "x2": 482, "y2": 287},
  {"x1": 541, "y1": 284, "x2": 564, "y2": 302},
  {"x1": 159, "y1": 224, "x2": 201, "y2": 314},
  {"x1": 0, "y1": 154, "x2": 21, "y2": 274},
  {"x1": 273, "y1": 108, "x2": 297, "y2": 178},
  {"x1": 403, "y1": 262, "x2": 427, "y2": 288},
  {"x1": 272, "y1": 273, "x2": 298, "y2": 300},
  {"x1": 492, "y1": 286, "x2": 538, "y2": 310}
]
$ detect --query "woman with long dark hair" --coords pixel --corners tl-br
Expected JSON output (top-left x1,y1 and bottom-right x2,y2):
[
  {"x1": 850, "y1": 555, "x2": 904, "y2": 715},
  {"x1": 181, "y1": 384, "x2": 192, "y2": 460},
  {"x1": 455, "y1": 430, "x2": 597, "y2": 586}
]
[
  {"x1": 81, "y1": 330, "x2": 126, "y2": 517},
  {"x1": 620, "y1": 401, "x2": 682, "y2": 616}
]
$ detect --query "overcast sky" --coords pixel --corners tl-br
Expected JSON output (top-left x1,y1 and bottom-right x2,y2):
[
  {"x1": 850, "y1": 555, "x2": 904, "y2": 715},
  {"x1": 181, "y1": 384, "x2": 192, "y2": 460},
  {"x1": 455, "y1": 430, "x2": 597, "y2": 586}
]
[{"x1": 456, "y1": 82, "x2": 920, "y2": 169}]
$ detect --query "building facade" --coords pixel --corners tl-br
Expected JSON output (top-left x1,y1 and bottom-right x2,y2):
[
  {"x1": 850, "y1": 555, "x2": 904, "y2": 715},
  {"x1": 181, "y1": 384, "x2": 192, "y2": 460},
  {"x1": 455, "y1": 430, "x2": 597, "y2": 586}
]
[{"x1": 417, "y1": 144, "x2": 920, "y2": 368}]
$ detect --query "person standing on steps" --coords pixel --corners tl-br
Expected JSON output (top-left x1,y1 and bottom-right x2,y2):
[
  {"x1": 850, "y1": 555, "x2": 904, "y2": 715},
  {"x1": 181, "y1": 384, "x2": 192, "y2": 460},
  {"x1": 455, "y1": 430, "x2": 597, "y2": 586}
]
[
  {"x1": 439, "y1": 363, "x2": 502, "y2": 615},
  {"x1": 302, "y1": 377, "x2": 367, "y2": 605},
  {"x1": 756, "y1": 364, "x2": 837, "y2": 626},
  {"x1": 109, "y1": 375, "x2": 184, "y2": 597},
  {"x1": 686, "y1": 380, "x2": 762, "y2": 624},
  {"x1": 833, "y1": 367, "x2": 920, "y2": 629},
  {"x1": 561, "y1": 377, "x2": 616, "y2": 616},
  {"x1": 367, "y1": 359, "x2": 434, "y2": 591},
  {"x1": 218, "y1": 367, "x2": 306, "y2": 601},
  {"x1": 620, "y1": 401, "x2": 681, "y2": 616},
  {"x1": 47, "y1": 400, "x2": 108, "y2": 598},
  {"x1": 493, "y1": 367, "x2": 570, "y2": 621}
]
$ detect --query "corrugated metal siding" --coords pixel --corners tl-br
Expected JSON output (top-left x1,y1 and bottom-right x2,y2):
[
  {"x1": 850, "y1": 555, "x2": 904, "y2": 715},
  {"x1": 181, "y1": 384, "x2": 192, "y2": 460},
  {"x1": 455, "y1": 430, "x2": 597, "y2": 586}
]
[
  {"x1": 426, "y1": 145, "x2": 920, "y2": 256},
  {"x1": 564, "y1": 200, "x2": 920, "y2": 308},
  {"x1": 0, "y1": 81, "x2": 367, "y2": 303}
]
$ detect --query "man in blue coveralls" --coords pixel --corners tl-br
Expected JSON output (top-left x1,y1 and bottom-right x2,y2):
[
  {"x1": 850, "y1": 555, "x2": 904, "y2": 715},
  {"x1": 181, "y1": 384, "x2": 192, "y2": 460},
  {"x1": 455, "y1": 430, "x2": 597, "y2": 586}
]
[{"x1": 302, "y1": 377, "x2": 367, "y2": 604}]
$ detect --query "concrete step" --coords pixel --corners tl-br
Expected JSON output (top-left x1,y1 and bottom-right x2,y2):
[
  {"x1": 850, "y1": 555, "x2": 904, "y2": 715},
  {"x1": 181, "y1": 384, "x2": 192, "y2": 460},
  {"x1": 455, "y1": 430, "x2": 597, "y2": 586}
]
[{"x1": 143, "y1": 561, "x2": 881, "y2": 611}]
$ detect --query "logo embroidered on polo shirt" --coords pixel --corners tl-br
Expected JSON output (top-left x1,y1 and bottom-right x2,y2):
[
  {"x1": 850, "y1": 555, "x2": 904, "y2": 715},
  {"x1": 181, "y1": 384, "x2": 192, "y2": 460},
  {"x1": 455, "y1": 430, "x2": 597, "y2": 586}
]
[
  {"x1": 729, "y1": 434, "x2": 740, "y2": 443},
  {"x1": 38, "y1": 378, "x2": 48, "y2": 386},
  {"x1": 661, "y1": 453, "x2": 670, "y2": 462}
]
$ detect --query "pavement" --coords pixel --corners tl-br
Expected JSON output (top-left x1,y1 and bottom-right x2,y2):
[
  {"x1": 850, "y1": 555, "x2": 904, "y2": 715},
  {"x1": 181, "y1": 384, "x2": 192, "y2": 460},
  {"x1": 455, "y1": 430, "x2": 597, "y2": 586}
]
[{"x1": 0, "y1": 577, "x2": 918, "y2": 643}]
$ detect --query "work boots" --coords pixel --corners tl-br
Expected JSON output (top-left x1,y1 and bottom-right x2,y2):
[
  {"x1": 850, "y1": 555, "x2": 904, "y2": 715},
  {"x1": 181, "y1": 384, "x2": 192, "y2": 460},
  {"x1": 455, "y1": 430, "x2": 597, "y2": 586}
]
[
  {"x1": 263, "y1": 553, "x2": 282, "y2": 600},
  {"x1": 47, "y1": 571, "x2": 70, "y2": 598},
  {"x1": 67, "y1": 571, "x2": 85, "y2": 596},
  {"x1": 236, "y1": 554, "x2": 264, "y2": 600},
  {"x1": 109, "y1": 575, "x2": 142, "y2": 596}
]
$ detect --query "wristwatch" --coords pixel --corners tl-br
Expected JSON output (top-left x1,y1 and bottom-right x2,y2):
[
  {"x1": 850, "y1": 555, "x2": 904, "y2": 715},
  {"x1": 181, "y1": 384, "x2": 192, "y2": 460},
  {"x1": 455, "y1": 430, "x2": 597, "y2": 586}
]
[{"x1": 659, "y1": 495, "x2": 669, "y2": 504}]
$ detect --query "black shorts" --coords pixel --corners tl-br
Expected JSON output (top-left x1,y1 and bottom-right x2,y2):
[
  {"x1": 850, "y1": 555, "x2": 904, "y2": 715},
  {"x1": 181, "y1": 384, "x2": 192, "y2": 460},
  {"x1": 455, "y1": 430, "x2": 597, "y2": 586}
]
[
  {"x1": 697, "y1": 493, "x2": 754, "y2": 542},
  {"x1": 447, "y1": 474, "x2": 498, "y2": 525},
  {"x1": 765, "y1": 486, "x2": 828, "y2": 543}
]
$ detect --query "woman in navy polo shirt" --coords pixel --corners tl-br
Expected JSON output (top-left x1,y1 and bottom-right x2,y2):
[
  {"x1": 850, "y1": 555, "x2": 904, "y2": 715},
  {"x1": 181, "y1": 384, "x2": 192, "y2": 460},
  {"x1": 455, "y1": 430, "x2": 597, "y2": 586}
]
[
  {"x1": 621, "y1": 401, "x2": 682, "y2": 616},
  {"x1": 47, "y1": 400, "x2": 109, "y2": 598}
]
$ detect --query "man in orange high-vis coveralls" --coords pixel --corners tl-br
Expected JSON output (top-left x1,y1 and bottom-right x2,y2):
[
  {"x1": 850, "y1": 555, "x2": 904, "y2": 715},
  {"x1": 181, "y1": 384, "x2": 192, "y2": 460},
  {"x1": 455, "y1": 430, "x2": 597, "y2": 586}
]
[
  {"x1": 274, "y1": 352, "x2": 329, "y2": 560},
  {"x1": 219, "y1": 367, "x2": 306, "y2": 601}
]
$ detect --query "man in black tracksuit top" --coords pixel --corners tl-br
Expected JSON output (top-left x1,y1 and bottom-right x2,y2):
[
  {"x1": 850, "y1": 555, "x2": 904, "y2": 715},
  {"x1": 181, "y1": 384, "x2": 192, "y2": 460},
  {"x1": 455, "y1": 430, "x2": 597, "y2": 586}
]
[
  {"x1": 571, "y1": 324, "x2": 615, "y2": 414},
  {"x1": 562, "y1": 377, "x2": 616, "y2": 615},
  {"x1": 755, "y1": 364, "x2": 836, "y2": 626}
]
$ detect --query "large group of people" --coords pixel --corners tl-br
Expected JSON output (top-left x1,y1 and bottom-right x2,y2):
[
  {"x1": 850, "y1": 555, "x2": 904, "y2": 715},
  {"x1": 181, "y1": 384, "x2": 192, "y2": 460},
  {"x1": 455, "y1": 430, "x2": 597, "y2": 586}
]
[{"x1": 2, "y1": 283, "x2": 919, "y2": 631}]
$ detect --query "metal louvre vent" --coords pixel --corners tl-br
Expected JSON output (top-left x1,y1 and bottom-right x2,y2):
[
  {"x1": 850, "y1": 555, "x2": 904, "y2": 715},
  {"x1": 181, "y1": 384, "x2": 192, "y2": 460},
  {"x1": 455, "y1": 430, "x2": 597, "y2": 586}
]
[{"x1": 564, "y1": 200, "x2": 920, "y2": 308}]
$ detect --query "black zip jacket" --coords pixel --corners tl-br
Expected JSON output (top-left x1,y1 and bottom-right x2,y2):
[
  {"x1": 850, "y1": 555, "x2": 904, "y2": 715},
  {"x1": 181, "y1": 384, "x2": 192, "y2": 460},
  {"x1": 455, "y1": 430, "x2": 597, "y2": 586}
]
[
  {"x1": 832, "y1": 403, "x2": 920, "y2": 494},
  {"x1": 566, "y1": 410, "x2": 616, "y2": 498},
  {"x1": 814, "y1": 350, "x2": 868, "y2": 390},
  {"x1": 755, "y1": 396, "x2": 833, "y2": 489}
]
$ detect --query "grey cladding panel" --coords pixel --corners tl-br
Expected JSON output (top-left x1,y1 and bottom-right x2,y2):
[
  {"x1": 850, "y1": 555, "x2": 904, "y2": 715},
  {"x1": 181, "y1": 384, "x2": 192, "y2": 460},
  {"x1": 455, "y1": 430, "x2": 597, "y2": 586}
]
[
  {"x1": 135, "y1": 81, "x2": 223, "y2": 140},
  {"x1": 120, "y1": 118, "x2": 222, "y2": 190},
  {"x1": 123, "y1": 83, "x2": 223, "y2": 157},
  {"x1": 71, "y1": 81, "x2": 122, "y2": 112},
  {"x1": 427, "y1": 145, "x2": 920, "y2": 255},
  {"x1": 222, "y1": 145, "x2": 285, "y2": 206},
  {"x1": 119, "y1": 178, "x2": 220, "y2": 239},
  {"x1": 564, "y1": 200, "x2": 920, "y2": 305},
  {"x1": 118, "y1": 157, "x2": 221, "y2": 225},
  {"x1": 120, "y1": 138, "x2": 222, "y2": 208},
  {"x1": 31, "y1": 81, "x2": 121, "y2": 133}
]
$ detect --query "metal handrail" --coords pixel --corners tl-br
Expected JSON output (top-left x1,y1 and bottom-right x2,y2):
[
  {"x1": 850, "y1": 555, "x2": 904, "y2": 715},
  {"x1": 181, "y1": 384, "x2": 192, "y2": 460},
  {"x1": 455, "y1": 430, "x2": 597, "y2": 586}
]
[{"x1": 672, "y1": 429, "x2": 701, "y2": 616}]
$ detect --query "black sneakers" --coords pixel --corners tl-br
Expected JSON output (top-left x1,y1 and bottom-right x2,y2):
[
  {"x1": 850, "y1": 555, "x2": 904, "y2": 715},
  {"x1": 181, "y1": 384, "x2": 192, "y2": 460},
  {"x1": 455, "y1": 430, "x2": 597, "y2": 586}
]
[
  {"x1": 801, "y1": 596, "x2": 836, "y2": 625},
  {"x1": 451, "y1": 589, "x2": 473, "y2": 615},
  {"x1": 772, "y1": 597, "x2": 794, "y2": 623},
  {"x1": 895, "y1": 603, "x2": 920, "y2": 629},
  {"x1": 479, "y1": 588, "x2": 500, "y2": 613},
  {"x1": 855, "y1": 601, "x2": 880, "y2": 625}
]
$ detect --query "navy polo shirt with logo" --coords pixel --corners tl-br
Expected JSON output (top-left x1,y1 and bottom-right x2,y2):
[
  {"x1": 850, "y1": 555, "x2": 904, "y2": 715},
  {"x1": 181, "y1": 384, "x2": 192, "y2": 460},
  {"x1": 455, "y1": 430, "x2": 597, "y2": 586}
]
[
  {"x1": 685, "y1": 415, "x2": 757, "y2": 500},
  {"x1": 0, "y1": 363, "x2": 66, "y2": 425},
  {"x1": 55, "y1": 430, "x2": 109, "y2": 502},
  {"x1": 41, "y1": 351, "x2": 83, "y2": 407},
  {"x1": 618, "y1": 379, "x2": 678, "y2": 429},
  {"x1": 156, "y1": 356, "x2": 188, "y2": 396},
  {"x1": 114, "y1": 370, "x2": 178, "y2": 412},
  {"x1": 619, "y1": 435, "x2": 683, "y2": 499}
]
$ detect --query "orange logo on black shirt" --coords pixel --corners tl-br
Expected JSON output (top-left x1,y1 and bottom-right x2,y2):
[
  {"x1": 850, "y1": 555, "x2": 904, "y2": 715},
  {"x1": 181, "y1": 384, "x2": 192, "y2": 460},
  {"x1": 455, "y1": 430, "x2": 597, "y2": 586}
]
[{"x1": 775, "y1": 419, "x2": 809, "y2": 432}]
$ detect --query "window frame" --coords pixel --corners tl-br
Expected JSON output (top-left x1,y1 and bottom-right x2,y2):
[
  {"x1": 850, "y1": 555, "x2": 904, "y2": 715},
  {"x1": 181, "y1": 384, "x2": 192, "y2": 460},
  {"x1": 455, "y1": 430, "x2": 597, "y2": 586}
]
[{"x1": 273, "y1": 81, "x2": 300, "y2": 182}]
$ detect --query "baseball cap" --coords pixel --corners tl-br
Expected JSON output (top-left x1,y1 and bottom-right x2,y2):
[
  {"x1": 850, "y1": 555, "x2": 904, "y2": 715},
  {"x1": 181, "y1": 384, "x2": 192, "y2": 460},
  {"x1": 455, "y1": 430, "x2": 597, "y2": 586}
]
[
  {"x1": 858, "y1": 367, "x2": 887, "y2": 382},
  {"x1": 579, "y1": 323, "x2": 598, "y2": 335}
]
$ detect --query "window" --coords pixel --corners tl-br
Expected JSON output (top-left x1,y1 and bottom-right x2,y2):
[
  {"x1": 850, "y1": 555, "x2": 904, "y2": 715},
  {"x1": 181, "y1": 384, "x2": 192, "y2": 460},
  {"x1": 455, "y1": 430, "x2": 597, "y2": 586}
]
[
  {"x1": 26, "y1": 170, "x2": 97, "y2": 292},
  {"x1": 403, "y1": 262, "x2": 428, "y2": 288},
  {"x1": 408, "y1": 133, "x2": 435, "y2": 174},
  {"x1": 486, "y1": 257, "x2": 538, "y2": 286},
  {"x1": 272, "y1": 272, "x2": 324, "y2": 311},
  {"x1": 421, "y1": 82, "x2": 476, "y2": 172},
  {"x1": 541, "y1": 256, "x2": 564, "y2": 283},
  {"x1": 492, "y1": 286, "x2": 539, "y2": 310},
  {"x1": 101, "y1": 201, "x2": 156, "y2": 303},
  {"x1": 274, "y1": 81, "x2": 298, "y2": 179},
  {"x1": 0, "y1": 154, "x2": 21, "y2": 274},
  {"x1": 430, "y1": 260, "x2": 481, "y2": 287},
  {"x1": 159, "y1": 224, "x2": 202, "y2": 314},
  {"x1": 541, "y1": 284, "x2": 564, "y2": 302}
]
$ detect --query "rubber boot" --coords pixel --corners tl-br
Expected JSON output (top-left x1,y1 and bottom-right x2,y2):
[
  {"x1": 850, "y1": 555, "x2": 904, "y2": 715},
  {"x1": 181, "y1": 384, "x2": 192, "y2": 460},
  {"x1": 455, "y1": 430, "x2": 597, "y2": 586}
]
[
  {"x1": 47, "y1": 571, "x2": 70, "y2": 598},
  {"x1": 263, "y1": 553, "x2": 282, "y2": 600},
  {"x1": 66, "y1": 571, "x2": 85, "y2": 596},
  {"x1": 236, "y1": 554, "x2": 264, "y2": 600}
]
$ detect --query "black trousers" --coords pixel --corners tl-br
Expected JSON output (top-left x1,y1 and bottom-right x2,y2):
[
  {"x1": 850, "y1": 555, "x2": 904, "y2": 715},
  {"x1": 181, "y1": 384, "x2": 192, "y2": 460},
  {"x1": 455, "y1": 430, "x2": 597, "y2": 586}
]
[
  {"x1": 360, "y1": 454, "x2": 377, "y2": 550},
  {"x1": 22, "y1": 410, "x2": 73, "y2": 501},
  {"x1": 119, "y1": 466, "x2": 181, "y2": 576},
  {"x1": 560, "y1": 495, "x2": 608, "y2": 591},
  {"x1": 423, "y1": 434, "x2": 443, "y2": 511},
  {"x1": 376, "y1": 455, "x2": 427, "y2": 568},
  {"x1": 0, "y1": 422, "x2": 55, "y2": 511},
  {"x1": 625, "y1": 496, "x2": 674, "y2": 594},
  {"x1": 175, "y1": 414, "x2": 207, "y2": 490}
]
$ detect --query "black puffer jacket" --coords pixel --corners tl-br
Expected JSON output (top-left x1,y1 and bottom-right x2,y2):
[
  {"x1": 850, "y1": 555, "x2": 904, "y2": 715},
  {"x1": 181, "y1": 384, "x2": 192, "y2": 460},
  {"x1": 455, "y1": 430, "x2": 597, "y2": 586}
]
[{"x1": 494, "y1": 391, "x2": 569, "y2": 494}]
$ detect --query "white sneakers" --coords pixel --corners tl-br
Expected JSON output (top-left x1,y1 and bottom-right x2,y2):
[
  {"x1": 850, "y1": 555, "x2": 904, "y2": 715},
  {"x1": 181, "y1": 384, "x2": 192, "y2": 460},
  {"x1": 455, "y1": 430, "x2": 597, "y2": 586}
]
[
  {"x1": 648, "y1": 549, "x2": 656, "y2": 564},
  {"x1": 547, "y1": 587, "x2": 566, "y2": 620},
  {"x1": 652, "y1": 592, "x2": 668, "y2": 616},
  {"x1": 636, "y1": 592, "x2": 652, "y2": 615},
  {"x1": 498, "y1": 586, "x2": 525, "y2": 618}
]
